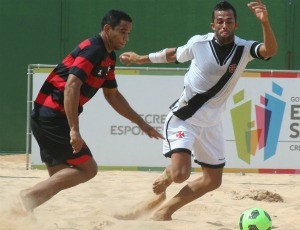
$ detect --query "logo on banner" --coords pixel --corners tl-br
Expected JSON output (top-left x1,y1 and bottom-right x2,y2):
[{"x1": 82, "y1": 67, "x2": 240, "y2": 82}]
[{"x1": 230, "y1": 82, "x2": 286, "y2": 164}]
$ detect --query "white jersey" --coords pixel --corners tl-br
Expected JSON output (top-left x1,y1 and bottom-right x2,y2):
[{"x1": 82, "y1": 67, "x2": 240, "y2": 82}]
[{"x1": 171, "y1": 32, "x2": 263, "y2": 127}]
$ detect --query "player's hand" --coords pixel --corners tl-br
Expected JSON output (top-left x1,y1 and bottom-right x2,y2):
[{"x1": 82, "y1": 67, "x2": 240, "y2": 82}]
[
  {"x1": 70, "y1": 129, "x2": 84, "y2": 153},
  {"x1": 139, "y1": 122, "x2": 164, "y2": 140},
  {"x1": 119, "y1": 52, "x2": 140, "y2": 65},
  {"x1": 247, "y1": 0, "x2": 268, "y2": 23}
]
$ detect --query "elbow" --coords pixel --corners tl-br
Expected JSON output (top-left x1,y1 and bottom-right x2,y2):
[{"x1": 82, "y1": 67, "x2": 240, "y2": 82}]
[
  {"x1": 262, "y1": 47, "x2": 278, "y2": 60},
  {"x1": 260, "y1": 40, "x2": 278, "y2": 59},
  {"x1": 266, "y1": 42, "x2": 279, "y2": 58},
  {"x1": 266, "y1": 50, "x2": 277, "y2": 59},
  {"x1": 269, "y1": 44, "x2": 278, "y2": 57}
]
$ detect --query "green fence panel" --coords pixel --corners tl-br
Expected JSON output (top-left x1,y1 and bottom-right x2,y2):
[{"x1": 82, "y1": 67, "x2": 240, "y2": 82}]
[{"x1": 0, "y1": 0, "x2": 298, "y2": 153}]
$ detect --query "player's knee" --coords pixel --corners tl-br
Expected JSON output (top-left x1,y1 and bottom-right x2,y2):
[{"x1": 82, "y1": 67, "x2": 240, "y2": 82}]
[
  {"x1": 90, "y1": 168, "x2": 98, "y2": 179},
  {"x1": 87, "y1": 165, "x2": 98, "y2": 180},
  {"x1": 206, "y1": 177, "x2": 222, "y2": 191},
  {"x1": 171, "y1": 169, "x2": 190, "y2": 183},
  {"x1": 213, "y1": 178, "x2": 222, "y2": 189},
  {"x1": 82, "y1": 161, "x2": 98, "y2": 181}
]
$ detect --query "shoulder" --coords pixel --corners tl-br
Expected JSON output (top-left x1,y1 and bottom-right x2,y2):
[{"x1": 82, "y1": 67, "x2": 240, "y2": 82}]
[
  {"x1": 188, "y1": 33, "x2": 213, "y2": 43},
  {"x1": 184, "y1": 33, "x2": 213, "y2": 49},
  {"x1": 79, "y1": 36, "x2": 106, "y2": 57},
  {"x1": 79, "y1": 35, "x2": 105, "y2": 51},
  {"x1": 234, "y1": 35, "x2": 258, "y2": 48},
  {"x1": 69, "y1": 36, "x2": 108, "y2": 65}
]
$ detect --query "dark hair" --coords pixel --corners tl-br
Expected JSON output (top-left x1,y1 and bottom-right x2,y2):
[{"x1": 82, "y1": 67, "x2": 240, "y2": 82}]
[
  {"x1": 100, "y1": 9, "x2": 132, "y2": 30},
  {"x1": 212, "y1": 1, "x2": 237, "y2": 22}
]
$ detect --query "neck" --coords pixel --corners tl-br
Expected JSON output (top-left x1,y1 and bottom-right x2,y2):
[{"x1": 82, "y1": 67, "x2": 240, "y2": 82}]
[
  {"x1": 100, "y1": 32, "x2": 112, "y2": 53},
  {"x1": 214, "y1": 36, "x2": 234, "y2": 46}
]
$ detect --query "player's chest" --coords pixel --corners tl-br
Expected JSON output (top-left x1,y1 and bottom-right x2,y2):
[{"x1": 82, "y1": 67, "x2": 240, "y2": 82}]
[{"x1": 91, "y1": 56, "x2": 115, "y2": 79}]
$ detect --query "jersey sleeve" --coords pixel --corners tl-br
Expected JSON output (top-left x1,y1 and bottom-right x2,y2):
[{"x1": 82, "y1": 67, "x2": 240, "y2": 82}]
[
  {"x1": 69, "y1": 45, "x2": 102, "y2": 82},
  {"x1": 249, "y1": 41, "x2": 270, "y2": 60},
  {"x1": 176, "y1": 35, "x2": 201, "y2": 63}
]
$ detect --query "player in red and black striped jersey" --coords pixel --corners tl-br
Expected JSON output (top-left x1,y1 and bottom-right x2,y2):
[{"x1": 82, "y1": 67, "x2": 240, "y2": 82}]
[{"x1": 19, "y1": 9, "x2": 164, "y2": 213}]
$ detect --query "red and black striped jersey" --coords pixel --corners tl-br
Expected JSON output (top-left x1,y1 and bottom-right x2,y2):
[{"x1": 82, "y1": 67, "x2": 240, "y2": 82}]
[{"x1": 33, "y1": 35, "x2": 117, "y2": 118}]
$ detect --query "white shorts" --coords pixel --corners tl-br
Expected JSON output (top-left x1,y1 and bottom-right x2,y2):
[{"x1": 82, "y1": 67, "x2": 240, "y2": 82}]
[{"x1": 163, "y1": 112, "x2": 225, "y2": 168}]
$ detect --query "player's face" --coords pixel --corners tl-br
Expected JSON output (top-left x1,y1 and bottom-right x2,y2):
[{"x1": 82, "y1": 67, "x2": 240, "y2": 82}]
[
  {"x1": 211, "y1": 10, "x2": 239, "y2": 45},
  {"x1": 108, "y1": 20, "x2": 132, "y2": 50}
]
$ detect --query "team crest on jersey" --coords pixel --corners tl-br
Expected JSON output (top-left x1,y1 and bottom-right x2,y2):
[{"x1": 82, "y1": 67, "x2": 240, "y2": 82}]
[
  {"x1": 228, "y1": 64, "x2": 237, "y2": 73},
  {"x1": 98, "y1": 66, "x2": 111, "y2": 75},
  {"x1": 175, "y1": 131, "x2": 185, "y2": 139},
  {"x1": 94, "y1": 66, "x2": 110, "y2": 78}
]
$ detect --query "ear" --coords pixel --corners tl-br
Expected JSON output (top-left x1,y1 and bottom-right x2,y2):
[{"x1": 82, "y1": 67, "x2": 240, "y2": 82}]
[
  {"x1": 235, "y1": 22, "x2": 240, "y2": 30},
  {"x1": 210, "y1": 23, "x2": 215, "y2": 31},
  {"x1": 103, "y1": 24, "x2": 112, "y2": 34}
]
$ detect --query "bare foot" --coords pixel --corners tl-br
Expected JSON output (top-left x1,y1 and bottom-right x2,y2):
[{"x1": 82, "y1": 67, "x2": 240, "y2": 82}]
[
  {"x1": 152, "y1": 170, "x2": 172, "y2": 194},
  {"x1": 10, "y1": 192, "x2": 34, "y2": 217},
  {"x1": 114, "y1": 193, "x2": 166, "y2": 220},
  {"x1": 151, "y1": 208, "x2": 172, "y2": 221},
  {"x1": 18, "y1": 190, "x2": 35, "y2": 212}
]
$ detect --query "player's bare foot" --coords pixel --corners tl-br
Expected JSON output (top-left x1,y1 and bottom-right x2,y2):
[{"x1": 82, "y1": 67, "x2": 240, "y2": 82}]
[
  {"x1": 152, "y1": 170, "x2": 172, "y2": 194},
  {"x1": 18, "y1": 190, "x2": 35, "y2": 212},
  {"x1": 114, "y1": 193, "x2": 166, "y2": 220},
  {"x1": 151, "y1": 208, "x2": 172, "y2": 221},
  {"x1": 10, "y1": 191, "x2": 35, "y2": 217}
]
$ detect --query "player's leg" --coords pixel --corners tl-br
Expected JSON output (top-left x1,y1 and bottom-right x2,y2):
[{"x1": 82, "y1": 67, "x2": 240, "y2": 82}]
[
  {"x1": 115, "y1": 114, "x2": 194, "y2": 220},
  {"x1": 19, "y1": 116, "x2": 98, "y2": 211},
  {"x1": 20, "y1": 157, "x2": 98, "y2": 211},
  {"x1": 151, "y1": 166, "x2": 223, "y2": 221},
  {"x1": 152, "y1": 122, "x2": 225, "y2": 220},
  {"x1": 116, "y1": 150, "x2": 192, "y2": 221},
  {"x1": 153, "y1": 113, "x2": 194, "y2": 194},
  {"x1": 114, "y1": 151, "x2": 191, "y2": 220},
  {"x1": 153, "y1": 152, "x2": 191, "y2": 194}
]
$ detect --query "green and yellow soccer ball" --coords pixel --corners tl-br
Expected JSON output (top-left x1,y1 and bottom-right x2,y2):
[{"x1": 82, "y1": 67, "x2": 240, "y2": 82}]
[{"x1": 239, "y1": 208, "x2": 272, "y2": 230}]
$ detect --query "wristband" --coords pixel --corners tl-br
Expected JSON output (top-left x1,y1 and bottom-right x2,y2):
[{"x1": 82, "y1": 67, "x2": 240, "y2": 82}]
[{"x1": 149, "y1": 49, "x2": 167, "y2": 63}]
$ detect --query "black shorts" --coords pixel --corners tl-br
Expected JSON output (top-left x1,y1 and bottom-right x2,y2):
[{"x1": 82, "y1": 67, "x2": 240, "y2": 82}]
[{"x1": 31, "y1": 114, "x2": 93, "y2": 167}]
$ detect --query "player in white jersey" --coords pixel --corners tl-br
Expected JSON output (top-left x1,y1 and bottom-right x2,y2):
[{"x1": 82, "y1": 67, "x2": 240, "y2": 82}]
[{"x1": 120, "y1": 0, "x2": 277, "y2": 221}]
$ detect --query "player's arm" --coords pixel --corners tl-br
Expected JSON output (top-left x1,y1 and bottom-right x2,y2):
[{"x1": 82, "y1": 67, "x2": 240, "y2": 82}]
[
  {"x1": 119, "y1": 48, "x2": 177, "y2": 65},
  {"x1": 103, "y1": 87, "x2": 164, "y2": 139},
  {"x1": 64, "y1": 74, "x2": 84, "y2": 153},
  {"x1": 248, "y1": 0, "x2": 278, "y2": 59}
]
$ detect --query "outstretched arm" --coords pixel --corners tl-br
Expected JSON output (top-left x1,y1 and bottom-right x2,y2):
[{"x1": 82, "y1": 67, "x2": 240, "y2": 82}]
[
  {"x1": 248, "y1": 0, "x2": 278, "y2": 58},
  {"x1": 120, "y1": 48, "x2": 177, "y2": 65},
  {"x1": 103, "y1": 87, "x2": 164, "y2": 139}
]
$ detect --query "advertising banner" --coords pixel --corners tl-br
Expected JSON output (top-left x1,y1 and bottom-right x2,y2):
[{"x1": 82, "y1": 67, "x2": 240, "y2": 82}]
[
  {"x1": 224, "y1": 72, "x2": 300, "y2": 173},
  {"x1": 30, "y1": 68, "x2": 300, "y2": 173}
]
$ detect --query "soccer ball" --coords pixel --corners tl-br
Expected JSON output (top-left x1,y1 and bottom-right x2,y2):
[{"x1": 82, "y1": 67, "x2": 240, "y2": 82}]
[{"x1": 239, "y1": 208, "x2": 272, "y2": 230}]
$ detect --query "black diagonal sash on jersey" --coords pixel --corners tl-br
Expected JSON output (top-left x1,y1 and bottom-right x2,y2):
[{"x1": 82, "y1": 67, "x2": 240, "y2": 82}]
[{"x1": 173, "y1": 45, "x2": 244, "y2": 120}]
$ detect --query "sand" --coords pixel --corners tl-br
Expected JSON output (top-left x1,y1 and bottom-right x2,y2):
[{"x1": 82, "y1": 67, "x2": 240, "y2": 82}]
[{"x1": 0, "y1": 154, "x2": 299, "y2": 230}]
